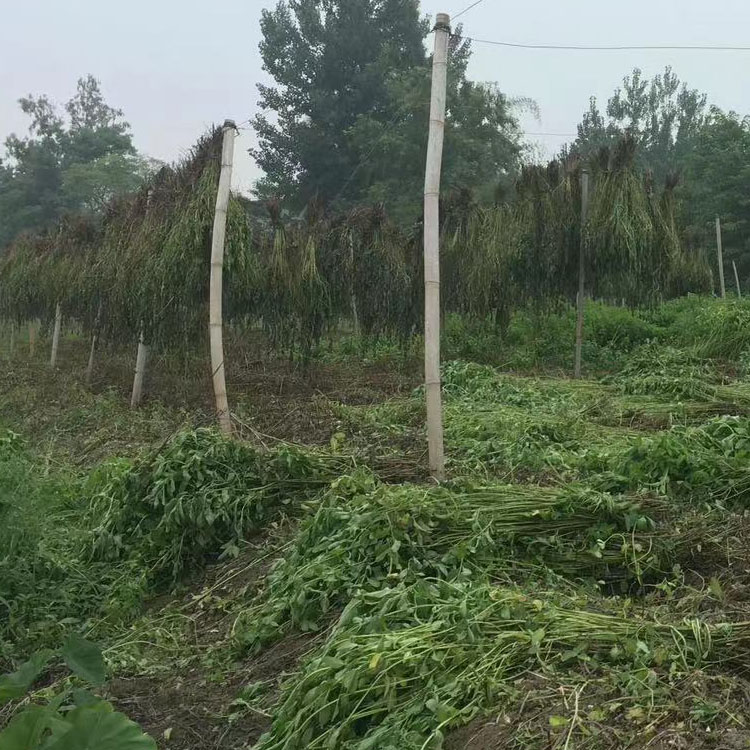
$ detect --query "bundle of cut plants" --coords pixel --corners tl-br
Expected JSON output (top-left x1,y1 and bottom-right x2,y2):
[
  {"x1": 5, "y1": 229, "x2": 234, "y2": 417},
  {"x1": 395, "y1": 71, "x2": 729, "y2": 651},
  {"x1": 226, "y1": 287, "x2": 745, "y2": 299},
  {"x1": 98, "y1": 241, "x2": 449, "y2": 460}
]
[
  {"x1": 599, "y1": 414, "x2": 750, "y2": 508},
  {"x1": 0, "y1": 215, "x2": 100, "y2": 330},
  {"x1": 587, "y1": 138, "x2": 660, "y2": 305},
  {"x1": 255, "y1": 577, "x2": 750, "y2": 750},
  {"x1": 441, "y1": 191, "x2": 519, "y2": 329},
  {"x1": 342, "y1": 204, "x2": 416, "y2": 341},
  {"x1": 86, "y1": 428, "x2": 352, "y2": 584},
  {"x1": 234, "y1": 474, "x2": 693, "y2": 651},
  {"x1": 99, "y1": 127, "x2": 252, "y2": 349},
  {"x1": 654, "y1": 172, "x2": 712, "y2": 298},
  {"x1": 512, "y1": 161, "x2": 581, "y2": 309},
  {"x1": 0, "y1": 126, "x2": 253, "y2": 352},
  {"x1": 605, "y1": 342, "x2": 719, "y2": 401}
]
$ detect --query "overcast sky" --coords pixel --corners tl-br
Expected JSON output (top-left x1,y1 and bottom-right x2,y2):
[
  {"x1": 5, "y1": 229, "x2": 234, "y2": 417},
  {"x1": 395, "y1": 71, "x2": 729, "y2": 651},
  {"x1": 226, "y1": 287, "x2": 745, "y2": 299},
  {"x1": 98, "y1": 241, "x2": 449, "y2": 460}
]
[{"x1": 1, "y1": 0, "x2": 749, "y2": 195}]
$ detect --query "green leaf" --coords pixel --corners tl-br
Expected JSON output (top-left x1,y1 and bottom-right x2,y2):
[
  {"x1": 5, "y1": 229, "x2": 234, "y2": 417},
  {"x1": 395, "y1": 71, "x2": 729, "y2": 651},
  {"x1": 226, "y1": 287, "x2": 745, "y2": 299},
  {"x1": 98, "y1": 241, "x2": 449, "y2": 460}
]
[
  {"x1": 549, "y1": 715, "x2": 569, "y2": 728},
  {"x1": 530, "y1": 628, "x2": 546, "y2": 648},
  {"x1": 0, "y1": 707, "x2": 51, "y2": 749},
  {"x1": 72, "y1": 689, "x2": 101, "y2": 707},
  {"x1": 61, "y1": 634, "x2": 106, "y2": 685},
  {"x1": 45, "y1": 704, "x2": 157, "y2": 750},
  {"x1": 0, "y1": 650, "x2": 54, "y2": 704}
]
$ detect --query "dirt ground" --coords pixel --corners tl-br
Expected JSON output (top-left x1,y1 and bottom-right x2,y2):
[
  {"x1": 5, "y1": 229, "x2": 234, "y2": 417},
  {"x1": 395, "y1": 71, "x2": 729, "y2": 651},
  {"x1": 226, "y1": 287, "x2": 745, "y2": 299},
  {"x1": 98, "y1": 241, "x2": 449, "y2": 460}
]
[{"x1": 0, "y1": 332, "x2": 420, "y2": 465}]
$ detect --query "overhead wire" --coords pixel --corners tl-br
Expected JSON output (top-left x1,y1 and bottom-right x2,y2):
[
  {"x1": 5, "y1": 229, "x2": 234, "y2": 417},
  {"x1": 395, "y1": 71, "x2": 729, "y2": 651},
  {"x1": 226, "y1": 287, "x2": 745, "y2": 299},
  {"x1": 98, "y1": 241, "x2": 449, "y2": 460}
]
[
  {"x1": 462, "y1": 36, "x2": 750, "y2": 52},
  {"x1": 451, "y1": 0, "x2": 486, "y2": 21}
]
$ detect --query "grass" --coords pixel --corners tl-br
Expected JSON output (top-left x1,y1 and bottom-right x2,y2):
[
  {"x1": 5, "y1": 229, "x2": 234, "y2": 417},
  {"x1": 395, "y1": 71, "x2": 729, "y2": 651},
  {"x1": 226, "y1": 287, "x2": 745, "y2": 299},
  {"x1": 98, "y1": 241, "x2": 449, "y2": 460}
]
[{"x1": 6, "y1": 299, "x2": 750, "y2": 749}]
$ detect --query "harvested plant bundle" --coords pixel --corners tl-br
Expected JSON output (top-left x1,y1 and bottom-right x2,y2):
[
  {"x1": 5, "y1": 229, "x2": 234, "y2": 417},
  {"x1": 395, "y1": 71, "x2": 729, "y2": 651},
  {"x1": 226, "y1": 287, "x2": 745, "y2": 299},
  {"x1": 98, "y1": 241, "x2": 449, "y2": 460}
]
[
  {"x1": 236, "y1": 475, "x2": 676, "y2": 651},
  {"x1": 88, "y1": 428, "x2": 348, "y2": 583},
  {"x1": 256, "y1": 578, "x2": 750, "y2": 750}
]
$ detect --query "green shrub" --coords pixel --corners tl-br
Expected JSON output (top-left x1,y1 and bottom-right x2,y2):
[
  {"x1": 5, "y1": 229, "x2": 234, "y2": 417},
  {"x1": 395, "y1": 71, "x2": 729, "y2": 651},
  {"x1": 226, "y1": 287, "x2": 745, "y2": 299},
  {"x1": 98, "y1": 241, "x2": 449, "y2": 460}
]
[{"x1": 88, "y1": 429, "x2": 342, "y2": 584}]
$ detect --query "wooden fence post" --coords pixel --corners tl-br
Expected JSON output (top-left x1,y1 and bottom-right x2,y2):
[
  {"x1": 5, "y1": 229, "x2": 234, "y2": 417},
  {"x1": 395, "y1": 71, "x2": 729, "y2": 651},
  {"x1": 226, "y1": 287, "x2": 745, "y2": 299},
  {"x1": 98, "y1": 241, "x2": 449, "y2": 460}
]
[
  {"x1": 131, "y1": 188, "x2": 153, "y2": 408},
  {"x1": 716, "y1": 217, "x2": 726, "y2": 299},
  {"x1": 574, "y1": 168, "x2": 590, "y2": 379},
  {"x1": 130, "y1": 333, "x2": 149, "y2": 408},
  {"x1": 29, "y1": 321, "x2": 37, "y2": 357},
  {"x1": 423, "y1": 12, "x2": 450, "y2": 481},
  {"x1": 50, "y1": 303, "x2": 62, "y2": 367},
  {"x1": 86, "y1": 303, "x2": 103, "y2": 386},
  {"x1": 733, "y1": 260, "x2": 742, "y2": 299},
  {"x1": 209, "y1": 120, "x2": 237, "y2": 436}
]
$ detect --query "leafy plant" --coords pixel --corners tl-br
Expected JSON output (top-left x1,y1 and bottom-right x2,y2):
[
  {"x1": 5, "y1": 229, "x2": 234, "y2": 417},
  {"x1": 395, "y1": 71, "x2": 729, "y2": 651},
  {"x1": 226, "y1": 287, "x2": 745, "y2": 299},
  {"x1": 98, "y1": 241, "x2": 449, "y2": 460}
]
[
  {"x1": 0, "y1": 635, "x2": 155, "y2": 750},
  {"x1": 235, "y1": 471, "x2": 673, "y2": 651},
  {"x1": 255, "y1": 579, "x2": 743, "y2": 750},
  {"x1": 88, "y1": 429, "x2": 346, "y2": 583}
]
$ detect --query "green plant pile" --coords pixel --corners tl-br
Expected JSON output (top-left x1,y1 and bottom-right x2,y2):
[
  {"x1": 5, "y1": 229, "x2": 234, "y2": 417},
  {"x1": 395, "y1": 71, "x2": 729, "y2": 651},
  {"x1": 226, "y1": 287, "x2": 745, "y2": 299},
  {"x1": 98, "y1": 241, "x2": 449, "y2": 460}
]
[
  {"x1": 88, "y1": 428, "x2": 345, "y2": 584},
  {"x1": 235, "y1": 473, "x2": 676, "y2": 651},
  {"x1": 598, "y1": 415, "x2": 750, "y2": 506},
  {"x1": 605, "y1": 342, "x2": 718, "y2": 400},
  {"x1": 255, "y1": 578, "x2": 749, "y2": 750},
  {"x1": 0, "y1": 427, "x2": 347, "y2": 662}
]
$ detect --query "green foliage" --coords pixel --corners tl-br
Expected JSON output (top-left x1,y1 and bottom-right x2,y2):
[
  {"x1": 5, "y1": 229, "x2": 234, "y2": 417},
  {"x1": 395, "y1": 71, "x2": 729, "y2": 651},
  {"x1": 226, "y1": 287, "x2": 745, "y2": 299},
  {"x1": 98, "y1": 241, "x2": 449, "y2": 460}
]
[
  {"x1": 0, "y1": 75, "x2": 150, "y2": 247},
  {"x1": 607, "y1": 342, "x2": 716, "y2": 400},
  {"x1": 256, "y1": 579, "x2": 740, "y2": 750},
  {"x1": 679, "y1": 109, "x2": 750, "y2": 281},
  {"x1": 0, "y1": 429, "x2": 109, "y2": 656},
  {"x1": 252, "y1": 2, "x2": 524, "y2": 220},
  {"x1": 0, "y1": 424, "x2": 345, "y2": 662},
  {"x1": 61, "y1": 633, "x2": 106, "y2": 685},
  {"x1": 236, "y1": 472, "x2": 666, "y2": 651},
  {"x1": 0, "y1": 650, "x2": 53, "y2": 702},
  {"x1": 566, "y1": 67, "x2": 707, "y2": 184},
  {"x1": 88, "y1": 428, "x2": 342, "y2": 583},
  {"x1": 601, "y1": 415, "x2": 750, "y2": 506},
  {"x1": 0, "y1": 638, "x2": 155, "y2": 750},
  {"x1": 568, "y1": 68, "x2": 750, "y2": 294}
]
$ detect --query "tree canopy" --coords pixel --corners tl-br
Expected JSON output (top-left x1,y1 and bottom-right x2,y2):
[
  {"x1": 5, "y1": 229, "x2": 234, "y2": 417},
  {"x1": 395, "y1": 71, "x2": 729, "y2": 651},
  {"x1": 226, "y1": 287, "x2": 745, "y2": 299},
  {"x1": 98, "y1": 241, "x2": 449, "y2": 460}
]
[
  {"x1": 679, "y1": 109, "x2": 750, "y2": 278},
  {"x1": 0, "y1": 75, "x2": 153, "y2": 248},
  {"x1": 252, "y1": 1, "x2": 526, "y2": 221},
  {"x1": 566, "y1": 66, "x2": 750, "y2": 289},
  {"x1": 565, "y1": 67, "x2": 708, "y2": 183}
]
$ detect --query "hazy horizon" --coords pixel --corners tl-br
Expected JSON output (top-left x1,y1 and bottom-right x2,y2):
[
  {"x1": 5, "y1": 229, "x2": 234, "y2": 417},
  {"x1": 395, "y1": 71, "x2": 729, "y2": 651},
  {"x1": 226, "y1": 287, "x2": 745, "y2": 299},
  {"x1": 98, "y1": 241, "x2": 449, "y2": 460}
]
[{"x1": 2, "y1": 0, "x2": 749, "y2": 195}]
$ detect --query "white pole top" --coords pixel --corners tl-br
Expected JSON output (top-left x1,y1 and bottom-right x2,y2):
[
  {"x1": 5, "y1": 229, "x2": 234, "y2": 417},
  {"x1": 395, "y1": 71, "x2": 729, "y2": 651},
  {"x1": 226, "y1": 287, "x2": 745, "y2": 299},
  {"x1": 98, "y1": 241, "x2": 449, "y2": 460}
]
[{"x1": 436, "y1": 12, "x2": 450, "y2": 26}]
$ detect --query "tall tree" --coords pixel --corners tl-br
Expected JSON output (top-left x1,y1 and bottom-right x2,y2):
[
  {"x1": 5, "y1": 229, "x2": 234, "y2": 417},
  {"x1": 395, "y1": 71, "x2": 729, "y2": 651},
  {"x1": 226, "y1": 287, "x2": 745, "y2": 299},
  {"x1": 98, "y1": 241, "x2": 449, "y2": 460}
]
[
  {"x1": 678, "y1": 109, "x2": 750, "y2": 282},
  {"x1": 252, "y1": 1, "x2": 525, "y2": 218},
  {"x1": 0, "y1": 76, "x2": 152, "y2": 247},
  {"x1": 347, "y1": 34, "x2": 526, "y2": 222},
  {"x1": 566, "y1": 67, "x2": 707, "y2": 181}
]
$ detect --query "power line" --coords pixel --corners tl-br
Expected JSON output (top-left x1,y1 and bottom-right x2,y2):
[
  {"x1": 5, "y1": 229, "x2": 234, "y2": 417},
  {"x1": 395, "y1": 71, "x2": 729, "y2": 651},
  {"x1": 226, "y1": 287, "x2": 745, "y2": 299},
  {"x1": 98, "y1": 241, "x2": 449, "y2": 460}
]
[
  {"x1": 452, "y1": 0, "x2": 486, "y2": 21},
  {"x1": 464, "y1": 36, "x2": 750, "y2": 52},
  {"x1": 524, "y1": 131, "x2": 577, "y2": 137}
]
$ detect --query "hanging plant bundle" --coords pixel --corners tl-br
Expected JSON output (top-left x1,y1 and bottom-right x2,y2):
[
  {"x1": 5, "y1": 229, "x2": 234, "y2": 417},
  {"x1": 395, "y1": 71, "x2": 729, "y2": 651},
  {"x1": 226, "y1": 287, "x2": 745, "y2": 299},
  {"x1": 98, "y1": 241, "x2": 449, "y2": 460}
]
[
  {"x1": 0, "y1": 132, "x2": 712, "y2": 363},
  {"x1": 587, "y1": 137, "x2": 658, "y2": 306}
]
